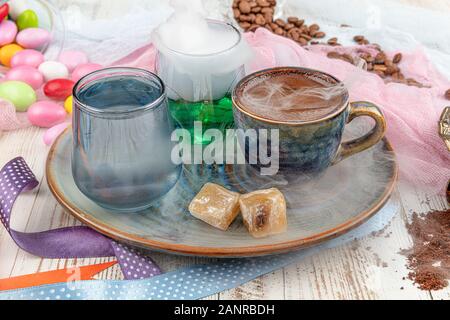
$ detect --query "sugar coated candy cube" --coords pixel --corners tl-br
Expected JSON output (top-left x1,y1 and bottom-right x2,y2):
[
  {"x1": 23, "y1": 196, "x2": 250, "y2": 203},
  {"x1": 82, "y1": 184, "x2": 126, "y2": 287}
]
[
  {"x1": 188, "y1": 183, "x2": 241, "y2": 231},
  {"x1": 239, "y1": 188, "x2": 287, "y2": 238}
]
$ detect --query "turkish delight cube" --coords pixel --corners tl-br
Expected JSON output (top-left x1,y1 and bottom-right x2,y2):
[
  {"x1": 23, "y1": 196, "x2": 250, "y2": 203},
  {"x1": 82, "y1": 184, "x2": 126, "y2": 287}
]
[
  {"x1": 188, "y1": 183, "x2": 241, "y2": 231},
  {"x1": 239, "y1": 188, "x2": 287, "y2": 238}
]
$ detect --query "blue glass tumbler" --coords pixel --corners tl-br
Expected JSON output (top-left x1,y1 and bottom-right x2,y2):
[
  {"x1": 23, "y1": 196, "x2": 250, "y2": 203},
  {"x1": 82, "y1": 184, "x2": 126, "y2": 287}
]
[{"x1": 72, "y1": 67, "x2": 181, "y2": 212}]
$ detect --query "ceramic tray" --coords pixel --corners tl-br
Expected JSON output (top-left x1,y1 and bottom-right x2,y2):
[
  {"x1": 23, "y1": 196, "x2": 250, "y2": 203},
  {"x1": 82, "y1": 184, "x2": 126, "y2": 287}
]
[{"x1": 47, "y1": 129, "x2": 398, "y2": 258}]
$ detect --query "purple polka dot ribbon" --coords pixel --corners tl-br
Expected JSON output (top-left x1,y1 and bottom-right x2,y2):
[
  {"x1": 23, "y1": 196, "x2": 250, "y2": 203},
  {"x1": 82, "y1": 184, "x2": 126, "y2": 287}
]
[{"x1": 0, "y1": 157, "x2": 162, "y2": 280}]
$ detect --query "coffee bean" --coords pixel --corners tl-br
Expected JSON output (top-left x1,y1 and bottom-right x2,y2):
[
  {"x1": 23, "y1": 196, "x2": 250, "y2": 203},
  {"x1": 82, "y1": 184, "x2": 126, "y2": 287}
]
[
  {"x1": 261, "y1": 7, "x2": 274, "y2": 14},
  {"x1": 309, "y1": 24, "x2": 320, "y2": 32},
  {"x1": 374, "y1": 52, "x2": 386, "y2": 64},
  {"x1": 239, "y1": 22, "x2": 251, "y2": 29},
  {"x1": 300, "y1": 33, "x2": 312, "y2": 41},
  {"x1": 288, "y1": 17, "x2": 298, "y2": 24},
  {"x1": 374, "y1": 64, "x2": 388, "y2": 72},
  {"x1": 255, "y1": 14, "x2": 266, "y2": 25},
  {"x1": 314, "y1": 32, "x2": 326, "y2": 39},
  {"x1": 239, "y1": 1, "x2": 252, "y2": 14},
  {"x1": 233, "y1": 9, "x2": 241, "y2": 19},
  {"x1": 284, "y1": 23, "x2": 295, "y2": 30},
  {"x1": 298, "y1": 37, "x2": 308, "y2": 46},
  {"x1": 263, "y1": 23, "x2": 273, "y2": 31},
  {"x1": 251, "y1": 7, "x2": 262, "y2": 13},
  {"x1": 393, "y1": 53, "x2": 402, "y2": 64},
  {"x1": 342, "y1": 53, "x2": 354, "y2": 64},
  {"x1": 295, "y1": 19, "x2": 305, "y2": 27},
  {"x1": 445, "y1": 89, "x2": 450, "y2": 100},
  {"x1": 240, "y1": 14, "x2": 251, "y2": 22},
  {"x1": 274, "y1": 28, "x2": 284, "y2": 36},
  {"x1": 257, "y1": 0, "x2": 271, "y2": 7},
  {"x1": 275, "y1": 19, "x2": 286, "y2": 27},
  {"x1": 354, "y1": 35, "x2": 365, "y2": 42},
  {"x1": 327, "y1": 37, "x2": 338, "y2": 45},
  {"x1": 385, "y1": 65, "x2": 399, "y2": 76},
  {"x1": 327, "y1": 52, "x2": 341, "y2": 59}
]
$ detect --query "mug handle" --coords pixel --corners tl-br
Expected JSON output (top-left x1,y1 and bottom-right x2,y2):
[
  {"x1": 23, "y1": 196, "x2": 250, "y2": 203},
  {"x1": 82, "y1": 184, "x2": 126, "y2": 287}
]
[{"x1": 332, "y1": 101, "x2": 387, "y2": 165}]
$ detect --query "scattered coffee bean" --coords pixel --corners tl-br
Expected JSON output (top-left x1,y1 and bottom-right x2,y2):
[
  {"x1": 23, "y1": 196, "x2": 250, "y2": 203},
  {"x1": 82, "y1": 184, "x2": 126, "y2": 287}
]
[
  {"x1": 239, "y1": 1, "x2": 252, "y2": 14},
  {"x1": 393, "y1": 53, "x2": 402, "y2": 64},
  {"x1": 232, "y1": 1, "x2": 431, "y2": 89},
  {"x1": 374, "y1": 52, "x2": 386, "y2": 64},
  {"x1": 327, "y1": 37, "x2": 338, "y2": 45},
  {"x1": 354, "y1": 35, "x2": 365, "y2": 42},
  {"x1": 314, "y1": 31, "x2": 326, "y2": 39},
  {"x1": 445, "y1": 89, "x2": 450, "y2": 100}
]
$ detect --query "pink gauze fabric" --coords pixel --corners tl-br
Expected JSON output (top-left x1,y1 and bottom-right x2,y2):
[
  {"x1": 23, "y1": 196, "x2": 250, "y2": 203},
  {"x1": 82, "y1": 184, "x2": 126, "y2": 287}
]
[{"x1": 112, "y1": 28, "x2": 450, "y2": 194}]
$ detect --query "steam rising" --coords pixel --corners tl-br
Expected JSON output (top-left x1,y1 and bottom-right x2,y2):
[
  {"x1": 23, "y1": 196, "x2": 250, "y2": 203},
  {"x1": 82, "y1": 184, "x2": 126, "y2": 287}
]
[
  {"x1": 152, "y1": 0, "x2": 253, "y2": 101},
  {"x1": 155, "y1": 0, "x2": 240, "y2": 55},
  {"x1": 240, "y1": 74, "x2": 349, "y2": 122}
]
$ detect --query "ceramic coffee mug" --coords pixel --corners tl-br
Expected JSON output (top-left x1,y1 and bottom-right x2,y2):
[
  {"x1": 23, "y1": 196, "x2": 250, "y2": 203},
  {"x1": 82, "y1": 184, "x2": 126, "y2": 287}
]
[{"x1": 232, "y1": 67, "x2": 387, "y2": 174}]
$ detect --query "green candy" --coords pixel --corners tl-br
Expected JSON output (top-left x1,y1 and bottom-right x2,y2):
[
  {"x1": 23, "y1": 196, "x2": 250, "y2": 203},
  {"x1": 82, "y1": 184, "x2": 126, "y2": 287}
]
[
  {"x1": 16, "y1": 10, "x2": 39, "y2": 31},
  {"x1": 0, "y1": 81, "x2": 37, "y2": 112}
]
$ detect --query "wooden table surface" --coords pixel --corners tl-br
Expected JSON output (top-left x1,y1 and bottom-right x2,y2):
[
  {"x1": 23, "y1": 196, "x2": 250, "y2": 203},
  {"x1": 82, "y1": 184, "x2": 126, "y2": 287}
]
[{"x1": 0, "y1": 0, "x2": 449, "y2": 300}]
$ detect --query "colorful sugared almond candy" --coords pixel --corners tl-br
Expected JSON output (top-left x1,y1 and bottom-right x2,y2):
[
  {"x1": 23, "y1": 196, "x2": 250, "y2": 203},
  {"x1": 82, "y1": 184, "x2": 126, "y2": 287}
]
[
  {"x1": 44, "y1": 79, "x2": 75, "y2": 100},
  {"x1": 239, "y1": 188, "x2": 287, "y2": 238},
  {"x1": 0, "y1": 20, "x2": 18, "y2": 46},
  {"x1": 188, "y1": 183, "x2": 241, "y2": 231},
  {"x1": 0, "y1": 43, "x2": 23, "y2": 67},
  {"x1": 27, "y1": 101, "x2": 66, "y2": 128},
  {"x1": 16, "y1": 28, "x2": 51, "y2": 49},
  {"x1": 64, "y1": 95, "x2": 73, "y2": 114},
  {"x1": 16, "y1": 9, "x2": 39, "y2": 31},
  {"x1": 0, "y1": 80, "x2": 36, "y2": 111}
]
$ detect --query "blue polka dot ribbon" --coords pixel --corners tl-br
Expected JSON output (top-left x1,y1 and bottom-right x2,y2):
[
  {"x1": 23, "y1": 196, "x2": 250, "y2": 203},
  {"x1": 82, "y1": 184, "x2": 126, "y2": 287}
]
[{"x1": 0, "y1": 157, "x2": 161, "y2": 280}]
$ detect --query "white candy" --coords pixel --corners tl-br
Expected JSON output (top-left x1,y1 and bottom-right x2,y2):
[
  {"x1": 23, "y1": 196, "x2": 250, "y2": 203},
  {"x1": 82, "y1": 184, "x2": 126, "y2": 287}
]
[
  {"x1": 8, "y1": 0, "x2": 29, "y2": 20},
  {"x1": 38, "y1": 61, "x2": 69, "y2": 82}
]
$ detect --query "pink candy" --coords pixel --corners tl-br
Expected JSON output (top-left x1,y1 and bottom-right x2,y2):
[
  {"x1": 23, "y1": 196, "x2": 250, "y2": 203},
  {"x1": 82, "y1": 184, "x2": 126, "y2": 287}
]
[
  {"x1": 27, "y1": 101, "x2": 66, "y2": 128},
  {"x1": 16, "y1": 28, "x2": 51, "y2": 49},
  {"x1": 0, "y1": 20, "x2": 18, "y2": 46},
  {"x1": 5, "y1": 66, "x2": 44, "y2": 89},
  {"x1": 10, "y1": 49, "x2": 45, "y2": 68},
  {"x1": 43, "y1": 122, "x2": 70, "y2": 146},
  {"x1": 72, "y1": 63, "x2": 103, "y2": 83},
  {"x1": 58, "y1": 51, "x2": 89, "y2": 72}
]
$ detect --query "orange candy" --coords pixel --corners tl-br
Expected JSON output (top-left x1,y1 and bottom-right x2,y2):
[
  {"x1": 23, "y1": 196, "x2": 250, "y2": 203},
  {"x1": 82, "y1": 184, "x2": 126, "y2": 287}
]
[{"x1": 0, "y1": 44, "x2": 23, "y2": 67}]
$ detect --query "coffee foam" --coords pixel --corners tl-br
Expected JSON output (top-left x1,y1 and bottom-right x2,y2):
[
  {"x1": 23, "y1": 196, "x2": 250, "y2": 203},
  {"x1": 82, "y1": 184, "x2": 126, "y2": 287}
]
[{"x1": 237, "y1": 70, "x2": 349, "y2": 123}]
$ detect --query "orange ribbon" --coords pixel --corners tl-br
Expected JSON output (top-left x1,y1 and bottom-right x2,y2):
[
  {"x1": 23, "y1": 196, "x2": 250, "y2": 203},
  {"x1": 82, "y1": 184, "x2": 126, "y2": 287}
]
[{"x1": 0, "y1": 261, "x2": 117, "y2": 291}]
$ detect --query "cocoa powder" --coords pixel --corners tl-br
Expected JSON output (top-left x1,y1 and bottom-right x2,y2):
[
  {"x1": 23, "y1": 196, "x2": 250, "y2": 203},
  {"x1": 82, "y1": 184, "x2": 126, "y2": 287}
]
[{"x1": 403, "y1": 209, "x2": 450, "y2": 291}]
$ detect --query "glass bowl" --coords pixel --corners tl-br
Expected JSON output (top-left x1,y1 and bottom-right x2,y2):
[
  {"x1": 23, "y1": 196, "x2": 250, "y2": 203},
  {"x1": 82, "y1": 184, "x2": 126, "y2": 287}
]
[{"x1": 0, "y1": 0, "x2": 65, "y2": 74}]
